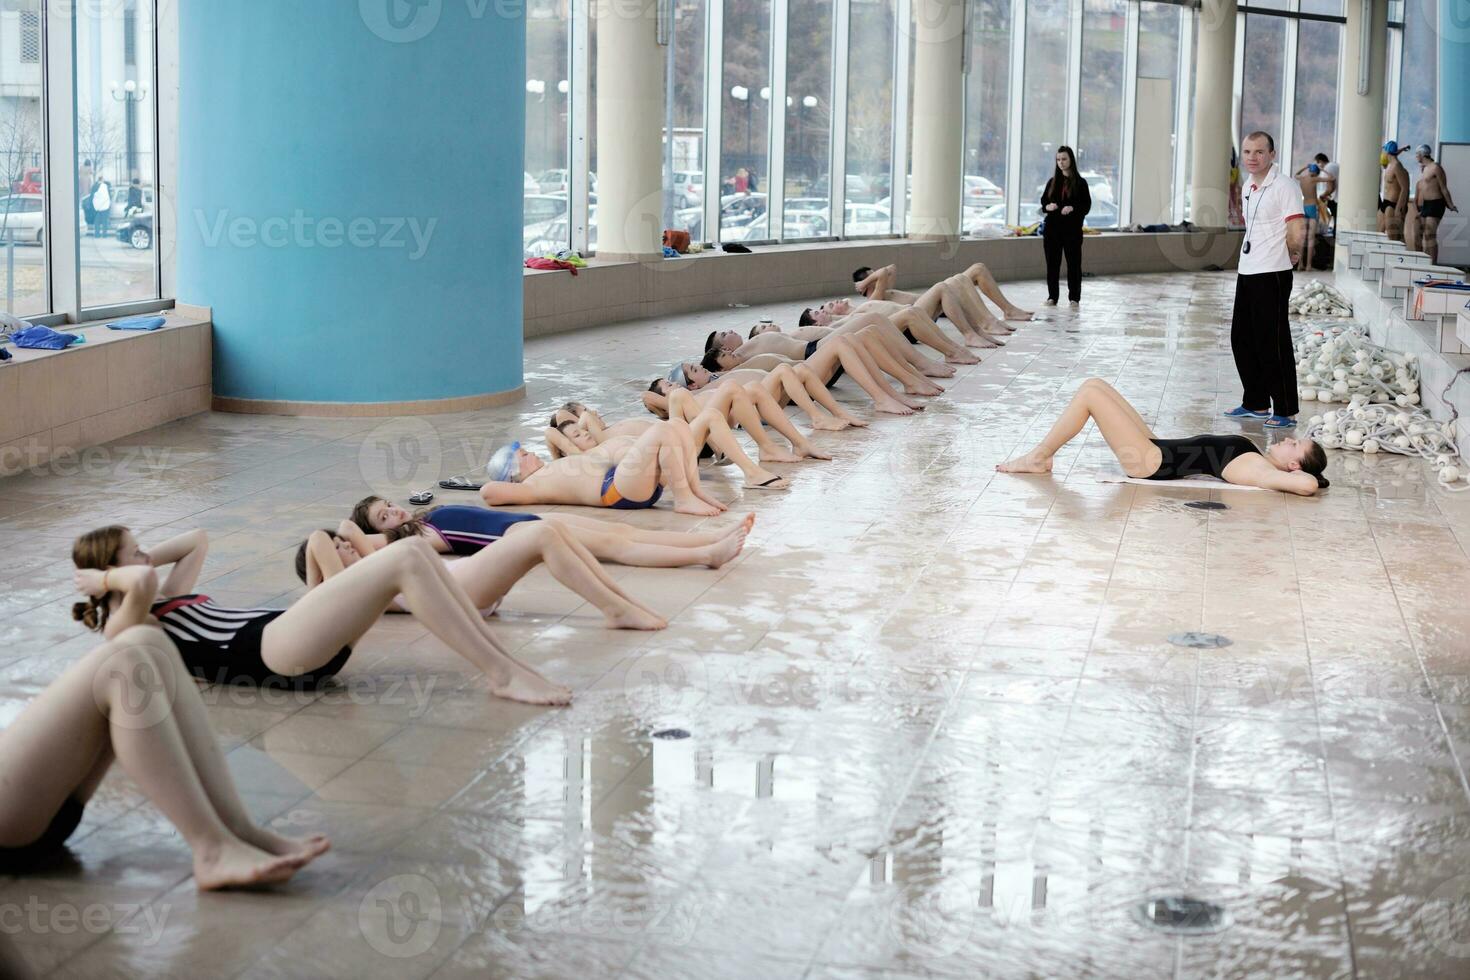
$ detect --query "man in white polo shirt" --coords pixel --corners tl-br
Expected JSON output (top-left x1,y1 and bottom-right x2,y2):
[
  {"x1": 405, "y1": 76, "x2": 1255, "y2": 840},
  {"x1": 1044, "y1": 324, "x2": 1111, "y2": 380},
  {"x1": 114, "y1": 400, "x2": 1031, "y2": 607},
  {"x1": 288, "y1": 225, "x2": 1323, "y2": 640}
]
[{"x1": 1223, "y1": 131, "x2": 1305, "y2": 428}]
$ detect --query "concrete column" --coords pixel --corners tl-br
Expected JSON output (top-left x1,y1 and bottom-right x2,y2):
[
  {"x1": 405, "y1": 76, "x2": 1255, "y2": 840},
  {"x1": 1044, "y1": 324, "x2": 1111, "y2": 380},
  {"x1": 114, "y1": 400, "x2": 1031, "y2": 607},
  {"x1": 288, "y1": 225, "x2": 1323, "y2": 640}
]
[
  {"x1": 909, "y1": 0, "x2": 966, "y2": 239},
  {"x1": 594, "y1": 3, "x2": 665, "y2": 260},
  {"x1": 1335, "y1": 0, "x2": 1388, "y2": 239},
  {"x1": 1440, "y1": 0, "x2": 1470, "y2": 143},
  {"x1": 177, "y1": 1, "x2": 524, "y2": 413},
  {"x1": 1188, "y1": 0, "x2": 1237, "y2": 228}
]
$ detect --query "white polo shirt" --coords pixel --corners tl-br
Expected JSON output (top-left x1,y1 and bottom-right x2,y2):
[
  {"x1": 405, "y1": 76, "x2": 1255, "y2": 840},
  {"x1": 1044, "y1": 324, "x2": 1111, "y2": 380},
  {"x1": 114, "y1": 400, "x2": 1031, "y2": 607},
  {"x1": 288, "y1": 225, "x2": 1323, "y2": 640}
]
[{"x1": 1238, "y1": 165, "x2": 1304, "y2": 276}]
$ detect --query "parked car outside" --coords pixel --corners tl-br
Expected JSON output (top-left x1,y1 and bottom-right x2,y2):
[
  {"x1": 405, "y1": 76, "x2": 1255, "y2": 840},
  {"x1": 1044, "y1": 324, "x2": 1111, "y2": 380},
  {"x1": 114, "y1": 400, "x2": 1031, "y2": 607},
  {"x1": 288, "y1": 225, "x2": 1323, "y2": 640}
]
[
  {"x1": 0, "y1": 193, "x2": 45, "y2": 244},
  {"x1": 116, "y1": 212, "x2": 153, "y2": 250}
]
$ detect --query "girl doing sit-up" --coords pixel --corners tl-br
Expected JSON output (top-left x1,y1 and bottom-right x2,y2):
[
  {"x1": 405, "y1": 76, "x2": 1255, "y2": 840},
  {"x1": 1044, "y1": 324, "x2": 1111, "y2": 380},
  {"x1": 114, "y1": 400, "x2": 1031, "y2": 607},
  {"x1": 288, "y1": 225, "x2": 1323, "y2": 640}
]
[
  {"x1": 997, "y1": 378, "x2": 1328, "y2": 495},
  {"x1": 349, "y1": 493, "x2": 752, "y2": 570},
  {"x1": 0, "y1": 621, "x2": 329, "y2": 888},
  {"x1": 646, "y1": 369, "x2": 868, "y2": 434},
  {"x1": 480, "y1": 417, "x2": 728, "y2": 517},
  {"x1": 72, "y1": 526, "x2": 574, "y2": 705}
]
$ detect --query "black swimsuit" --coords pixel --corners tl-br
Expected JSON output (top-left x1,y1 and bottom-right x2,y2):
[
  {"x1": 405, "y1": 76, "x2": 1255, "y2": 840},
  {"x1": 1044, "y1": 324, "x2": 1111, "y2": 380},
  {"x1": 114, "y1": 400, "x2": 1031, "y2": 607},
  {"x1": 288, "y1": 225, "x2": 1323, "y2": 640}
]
[
  {"x1": 0, "y1": 797, "x2": 85, "y2": 866},
  {"x1": 1147, "y1": 434, "x2": 1261, "y2": 481},
  {"x1": 803, "y1": 338, "x2": 844, "y2": 387},
  {"x1": 151, "y1": 595, "x2": 352, "y2": 687}
]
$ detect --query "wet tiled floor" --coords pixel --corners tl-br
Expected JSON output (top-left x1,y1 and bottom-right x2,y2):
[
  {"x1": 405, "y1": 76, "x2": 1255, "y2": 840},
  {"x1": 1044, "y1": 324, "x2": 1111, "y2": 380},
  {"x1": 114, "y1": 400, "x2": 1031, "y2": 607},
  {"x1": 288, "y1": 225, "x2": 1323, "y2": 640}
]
[{"x1": 3, "y1": 270, "x2": 1470, "y2": 977}]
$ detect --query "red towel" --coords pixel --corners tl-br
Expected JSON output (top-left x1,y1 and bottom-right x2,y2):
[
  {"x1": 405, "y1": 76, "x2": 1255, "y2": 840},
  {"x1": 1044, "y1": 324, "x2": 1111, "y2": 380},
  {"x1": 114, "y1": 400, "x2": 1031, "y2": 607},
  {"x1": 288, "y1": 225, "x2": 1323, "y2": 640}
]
[{"x1": 524, "y1": 257, "x2": 579, "y2": 275}]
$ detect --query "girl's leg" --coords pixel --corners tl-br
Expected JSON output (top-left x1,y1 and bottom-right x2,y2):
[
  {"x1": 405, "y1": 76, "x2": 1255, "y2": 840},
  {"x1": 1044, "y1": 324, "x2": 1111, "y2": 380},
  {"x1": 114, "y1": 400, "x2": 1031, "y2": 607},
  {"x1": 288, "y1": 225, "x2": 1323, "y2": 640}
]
[
  {"x1": 686, "y1": 407, "x2": 789, "y2": 489},
  {"x1": 997, "y1": 378, "x2": 1161, "y2": 476},
  {"x1": 849, "y1": 326, "x2": 944, "y2": 395},
  {"x1": 447, "y1": 521, "x2": 667, "y2": 629},
  {"x1": 0, "y1": 628, "x2": 315, "y2": 889},
  {"x1": 805, "y1": 337, "x2": 920, "y2": 415},
  {"x1": 616, "y1": 420, "x2": 723, "y2": 517},
  {"x1": 262, "y1": 539, "x2": 572, "y2": 704},
  {"x1": 853, "y1": 313, "x2": 955, "y2": 377},
  {"x1": 892, "y1": 308, "x2": 979, "y2": 364},
  {"x1": 545, "y1": 512, "x2": 735, "y2": 548},
  {"x1": 721, "y1": 385, "x2": 801, "y2": 461},
  {"x1": 669, "y1": 416, "x2": 731, "y2": 512},
  {"x1": 749, "y1": 372, "x2": 843, "y2": 443},
  {"x1": 964, "y1": 262, "x2": 1033, "y2": 319},
  {"x1": 790, "y1": 364, "x2": 870, "y2": 428},
  {"x1": 543, "y1": 514, "x2": 751, "y2": 568}
]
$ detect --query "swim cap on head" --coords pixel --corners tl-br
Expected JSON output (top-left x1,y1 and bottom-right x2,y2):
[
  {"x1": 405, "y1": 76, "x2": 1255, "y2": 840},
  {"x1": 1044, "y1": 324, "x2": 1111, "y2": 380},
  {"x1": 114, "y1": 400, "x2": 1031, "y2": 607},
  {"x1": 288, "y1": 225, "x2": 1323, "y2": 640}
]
[
  {"x1": 1308, "y1": 163, "x2": 1320, "y2": 175},
  {"x1": 485, "y1": 441, "x2": 522, "y2": 482},
  {"x1": 1417, "y1": 144, "x2": 1432, "y2": 158},
  {"x1": 666, "y1": 364, "x2": 687, "y2": 385},
  {"x1": 1383, "y1": 140, "x2": 1400, "y2": 155}
]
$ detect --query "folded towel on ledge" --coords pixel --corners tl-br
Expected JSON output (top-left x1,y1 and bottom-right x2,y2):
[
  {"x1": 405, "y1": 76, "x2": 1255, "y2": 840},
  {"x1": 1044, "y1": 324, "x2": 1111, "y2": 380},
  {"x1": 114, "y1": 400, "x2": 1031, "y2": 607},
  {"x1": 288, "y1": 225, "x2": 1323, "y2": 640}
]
[
  {"x1": 107, "y1": 315, "x2": 167, "y2": 331},
  {"x1": 11, "y1": 325, "x2": 84, "y2": 350}
]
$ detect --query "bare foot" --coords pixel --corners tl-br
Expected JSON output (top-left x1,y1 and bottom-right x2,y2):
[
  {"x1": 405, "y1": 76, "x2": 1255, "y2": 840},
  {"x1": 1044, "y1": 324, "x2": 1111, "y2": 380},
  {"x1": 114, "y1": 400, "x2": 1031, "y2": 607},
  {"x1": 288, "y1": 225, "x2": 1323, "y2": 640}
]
[
  {"x1": 904, "y1": 383, "x2": 945, "y2": 397},
  {"x1": 965, "y1": 336, "x2": 1000, "y2": 349},
  {"x1": 841, "y1": 414, "x2": 870, "y2": 428},
  {"x1": 877, "y1": 399, "x2": 916, "y2": 416},
  {"x1": 898, "y1": 394, "x2": 927, "y2": 410},
  {"x1": 796, "y1": 444, "x2": 833, "y2": 461},
  {"x1": 996, "y1": 453, "x2": 1053, "y2": 474},
  {"x1": 705, "y1": 525, "x2": 749, "y2": 567},
  {"x1": 241, "y1": 827, "x2": 332, "y2": 862},
  {"x1": 676, "y1": 499, "x2": 723, "y2": 517},
  {"x1": 759, "y1": 448, "x2": 803, "y2": 463},
  {"x1": 605, "y1": 605, "x2": 669, "y2": 631},
  {"x1": 810, "y1": 416, "x2": 850, "y2": 431},
  {"x1": 1005, "y1": 307, "x2": 1034, "y2": 321},
  {"x1": 194, "y1": 839, "x2": 311, "y2": 891},
  {"x1": 922, "y1": 364, "x2": 957, "y2": 378},
  {"x1": 946, "y1": 352, "x2": 981, "y2": 365},
  {"x1": 492, "y1": 667, "x2": 573, "y2": 705}
]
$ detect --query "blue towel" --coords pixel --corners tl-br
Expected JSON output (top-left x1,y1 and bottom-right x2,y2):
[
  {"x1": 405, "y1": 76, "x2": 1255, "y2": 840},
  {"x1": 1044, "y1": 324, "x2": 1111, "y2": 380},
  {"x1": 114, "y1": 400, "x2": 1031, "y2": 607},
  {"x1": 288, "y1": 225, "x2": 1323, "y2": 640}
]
[
  {"x1": 107, "y1": 315, "x2": 166, "y2": 331},
  {"x1": 11, "y1": 325, "x2": 84, "y2": 350}
]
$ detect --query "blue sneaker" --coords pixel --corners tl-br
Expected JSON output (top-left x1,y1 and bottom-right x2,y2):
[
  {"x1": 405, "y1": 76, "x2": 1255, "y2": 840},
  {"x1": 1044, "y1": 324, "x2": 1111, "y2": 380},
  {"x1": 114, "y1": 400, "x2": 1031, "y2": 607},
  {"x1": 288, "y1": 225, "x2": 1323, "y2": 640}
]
[
  {"x1": 1264, "y1": 414, "x2": 1297, "y2": 428},
  {"x1": 1222, "y1": 406, "x2": 1269, "y2": 419}
]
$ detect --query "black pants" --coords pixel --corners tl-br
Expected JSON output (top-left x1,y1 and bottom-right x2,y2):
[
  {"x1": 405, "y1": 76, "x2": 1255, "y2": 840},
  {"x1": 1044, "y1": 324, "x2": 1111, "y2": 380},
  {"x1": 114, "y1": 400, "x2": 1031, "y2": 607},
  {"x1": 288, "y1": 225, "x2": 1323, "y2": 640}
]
[
  {"x1": 1043, "y1": 233, "x2": 1082, "y2": 301},
  {"x1": 1231, "y1": 269, "x2": 1297, "y2": 417}
]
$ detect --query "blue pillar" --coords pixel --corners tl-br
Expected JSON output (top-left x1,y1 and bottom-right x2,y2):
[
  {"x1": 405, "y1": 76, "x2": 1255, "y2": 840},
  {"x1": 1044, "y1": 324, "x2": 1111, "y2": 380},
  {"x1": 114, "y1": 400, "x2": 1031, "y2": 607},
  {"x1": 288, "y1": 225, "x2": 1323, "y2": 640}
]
[
  {"x1": 1441, "y1": 0, "x2": 1470, "y2": 143},
  {"x1": 178, "y1": 1, "x2": 524, "y2": 410}
]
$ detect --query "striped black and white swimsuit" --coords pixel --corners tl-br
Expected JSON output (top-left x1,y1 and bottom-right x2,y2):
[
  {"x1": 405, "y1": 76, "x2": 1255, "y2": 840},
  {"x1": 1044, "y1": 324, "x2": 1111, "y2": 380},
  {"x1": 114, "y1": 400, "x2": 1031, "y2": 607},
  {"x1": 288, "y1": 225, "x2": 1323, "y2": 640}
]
[{"x1": 150, "y1": 595, "x2": 352, "y2": 687}]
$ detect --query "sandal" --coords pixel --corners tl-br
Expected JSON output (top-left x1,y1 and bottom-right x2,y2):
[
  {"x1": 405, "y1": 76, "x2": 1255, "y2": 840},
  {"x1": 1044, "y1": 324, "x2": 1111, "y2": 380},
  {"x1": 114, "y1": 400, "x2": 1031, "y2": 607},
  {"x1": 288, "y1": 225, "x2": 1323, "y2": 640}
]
[
  {"x1": 1263, "y1": 415, "x2": 1297, "y2": 428},
  {"x1": 438, "y1": 476, "x2": 485, "y2": 491}
]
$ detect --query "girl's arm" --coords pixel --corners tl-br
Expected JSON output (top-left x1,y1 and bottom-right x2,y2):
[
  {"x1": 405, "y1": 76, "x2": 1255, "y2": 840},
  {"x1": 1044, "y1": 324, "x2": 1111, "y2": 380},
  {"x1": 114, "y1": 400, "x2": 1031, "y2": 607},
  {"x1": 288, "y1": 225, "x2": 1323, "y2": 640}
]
[
  {"x1": 545, "y1": 427, "x2": 581, "y2": 458},
  {"x1": 148, "y1": 528, "x2": 209, "y2": 597},
  {"x1": 479, "y1": 481, "x2": 545, "y2": 506},
  {"x1": 303, "y1": 531, "x2": 345, "y2": 589},
  {"x1": 336, "y1": 520, "x2": 388, "y2": 556},
  {"x1": 641, "y1": 391, "x2": 671, "y2": 418},
  {"x1": 75, "y1": 565, "x2": 160, "y2": 639}
]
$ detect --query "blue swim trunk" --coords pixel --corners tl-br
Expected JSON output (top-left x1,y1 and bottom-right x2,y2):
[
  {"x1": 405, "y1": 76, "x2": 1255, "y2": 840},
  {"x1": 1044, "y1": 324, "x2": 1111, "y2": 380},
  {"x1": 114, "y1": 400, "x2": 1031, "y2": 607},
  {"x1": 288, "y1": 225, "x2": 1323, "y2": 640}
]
[
  {"x1": 1303, "y1": 204, "x2": 1319, "y2": 220},
  {"x1": 599, "y1": 466, "x2": 664, "y2": 509}
]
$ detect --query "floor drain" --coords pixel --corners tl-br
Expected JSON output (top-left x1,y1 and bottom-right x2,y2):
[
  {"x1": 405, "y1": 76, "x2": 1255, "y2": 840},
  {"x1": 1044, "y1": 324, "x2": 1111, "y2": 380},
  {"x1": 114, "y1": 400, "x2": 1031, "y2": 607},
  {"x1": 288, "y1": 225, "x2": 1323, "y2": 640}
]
[
  {"x1": 652, "y1": 728, "x2": 691, "y2": 740},
  {"x1": 1168, "y1": 631, "x2": 1233, "y2": 649},
  {"x1": 1135, "y1": 895, "x2": 1232, "y2": 935},
  {"x1": 1185, "y1": 500, "x2": 1229, "y2": 511}
]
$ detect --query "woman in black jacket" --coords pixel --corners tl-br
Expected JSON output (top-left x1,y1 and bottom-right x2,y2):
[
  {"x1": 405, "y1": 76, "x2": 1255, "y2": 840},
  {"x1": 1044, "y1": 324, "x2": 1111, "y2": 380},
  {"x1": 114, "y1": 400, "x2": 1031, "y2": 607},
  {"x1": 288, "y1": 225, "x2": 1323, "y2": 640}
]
[{"x1": 1040, "y1": 146, "x2": 1091, "y2": 306}]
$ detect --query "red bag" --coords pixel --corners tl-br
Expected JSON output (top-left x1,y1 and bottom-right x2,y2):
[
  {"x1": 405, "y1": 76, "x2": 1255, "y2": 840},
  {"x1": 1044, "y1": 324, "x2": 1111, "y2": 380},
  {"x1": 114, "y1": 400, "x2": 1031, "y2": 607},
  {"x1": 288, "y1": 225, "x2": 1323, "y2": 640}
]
[{"x1": 662, "y1": 229, "x2": 691, "y2": 253}]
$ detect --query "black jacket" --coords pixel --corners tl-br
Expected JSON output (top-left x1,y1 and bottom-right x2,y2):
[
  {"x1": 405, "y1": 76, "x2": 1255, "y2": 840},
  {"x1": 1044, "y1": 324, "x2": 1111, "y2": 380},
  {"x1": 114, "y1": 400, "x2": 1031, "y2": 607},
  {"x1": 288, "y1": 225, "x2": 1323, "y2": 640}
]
[{"x1": 1040, "y1": 175, "x2": 1091, "y2": 237}]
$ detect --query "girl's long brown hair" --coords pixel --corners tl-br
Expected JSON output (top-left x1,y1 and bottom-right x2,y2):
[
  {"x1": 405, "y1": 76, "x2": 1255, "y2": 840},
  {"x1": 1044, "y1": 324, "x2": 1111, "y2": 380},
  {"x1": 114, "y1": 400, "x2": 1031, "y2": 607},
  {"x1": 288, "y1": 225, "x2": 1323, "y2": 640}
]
[
  {"x1": 72, "y1": 525, "x2": 128, "y2": 632},
  {"x1": 349, "y1": 495, "x2": 438, "y2": 544},
  {"x1": 1051, "y1": 145, "x2": 1079, "y2": 199}
]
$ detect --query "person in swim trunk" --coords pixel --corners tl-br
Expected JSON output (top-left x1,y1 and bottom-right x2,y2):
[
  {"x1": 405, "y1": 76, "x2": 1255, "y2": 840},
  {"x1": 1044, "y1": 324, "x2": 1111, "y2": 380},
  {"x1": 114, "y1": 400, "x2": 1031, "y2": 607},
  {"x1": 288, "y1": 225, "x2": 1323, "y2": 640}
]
[
  {"x1": 479, "y1": 418, "x2": 729, "y2": 517},
  {"x1": 347, "y1": 494, "x2": 755, "y2": 569},
  {"x1": 709, "y1": 314, "x2": 954, "y2": 384},
  {"x1": 72, "y1": 525, "x2": 574, "y2": 705},
  {"x1": 1413, "y1": 144, "x2": 1457, "y2": 264},
  {"x1": 0, "y1": 618, "x2": 330, "y2": 888},
  {"x1": 995, "y1": 378, "x2": 1328, "y2": 495},
  {"x1": 793, "y1": 298, "x2": 980, "y2": 366},
  {"x1": 643, "y1": 369, "x2": 867, "y2": 435},
  {"x1": 1380, "y1": 141, "x2": 1410, "y2": 242},
  {"x1": 296, "y1": 521, "x2": 669, "y2": 630},
  {"x1": 1293, "y1": 160, "x2": 1335, "y2": 270}
]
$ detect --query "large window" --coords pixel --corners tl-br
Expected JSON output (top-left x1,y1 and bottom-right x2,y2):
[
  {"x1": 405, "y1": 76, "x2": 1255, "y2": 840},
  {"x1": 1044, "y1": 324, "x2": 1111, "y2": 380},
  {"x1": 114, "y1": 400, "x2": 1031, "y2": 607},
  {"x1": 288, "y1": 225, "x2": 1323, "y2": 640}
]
[
  {"x1": 1019, "y1": 0, "x2": 1070, "y2": 215},
  {"x1": 0, "y1": 1, "x2": 46, "y2": 315},
  {"x1": 664, "y1": 0, "x2": 707, "y2": 236},
  {"x1": 783, "y1": 0, "x2": 834, "y2": 239},
  {"x1": 1290, "y1": 18, "x2": 1340, "y2": 171},
  {"x1": 1079, "y1": 0, "x2": 1127, "y2": 225},
  {"x1": 1395, "y1": 0, "x2": 1435, "y2": 185},
  {"x1": 1131, "y1": 2, "x2": 1180, "y2": 225},
  {"x1": 845, "y1": 0, "x2": 896, "y2": 233},
  {"x1": 722, "y1": 0, "x2": 772, "y2": 241},
  {"x1": 961, "y1": 0, "x2": 1012, "y2": 234},
  {"x1": 75, "y1": 0, "x2": 159, "y2": 309},
  {"x1": 1238, "y1": 13, "x2": 1287, "y2": 145},
  {"x1": 525, "y1": 0, "x2": 571, "y2": 258}
]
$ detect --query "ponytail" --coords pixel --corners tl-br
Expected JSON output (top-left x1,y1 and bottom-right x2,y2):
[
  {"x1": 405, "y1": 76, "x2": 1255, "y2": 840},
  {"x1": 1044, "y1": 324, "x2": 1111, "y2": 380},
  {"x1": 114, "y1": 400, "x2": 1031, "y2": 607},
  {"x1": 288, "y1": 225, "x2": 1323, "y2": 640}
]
[{"x1": 71, "y1": 525, "x2": 128, "y2": 633}]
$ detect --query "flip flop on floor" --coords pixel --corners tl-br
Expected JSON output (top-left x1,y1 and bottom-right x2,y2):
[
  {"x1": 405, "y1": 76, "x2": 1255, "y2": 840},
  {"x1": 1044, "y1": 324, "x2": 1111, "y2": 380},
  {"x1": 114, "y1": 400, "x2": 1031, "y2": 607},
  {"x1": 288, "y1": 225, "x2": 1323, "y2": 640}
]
[
  {"x1": 1263, "y1": 415, "x2": 1297, "y2": 428},
  {"x1": 438, "y1": 476, "x2": 485, "y2": 491},
  {"x1": 746, "y1": 475, "x2": 789, "y2": 491}
]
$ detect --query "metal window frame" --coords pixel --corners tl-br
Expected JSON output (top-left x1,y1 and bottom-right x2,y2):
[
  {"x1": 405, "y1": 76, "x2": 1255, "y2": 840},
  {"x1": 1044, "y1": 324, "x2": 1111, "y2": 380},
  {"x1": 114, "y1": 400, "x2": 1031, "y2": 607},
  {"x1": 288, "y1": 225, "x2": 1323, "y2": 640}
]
[
  {"x1": 1064, "y1": 0, "x2": 1083, "y2": 148},
  {"x1": 1117, "y1": 0, "x2": 1141, "y2": 227},
  {"x1": 829, "y1": 0, "x2": 850, "y2": 237},
  {"x1": 1170, "y1": 2, "x2": 1192, "y2": 221},
  {"x1": 42, "y1": 0, "x2": 78, "y2": 318},
  {"x1": 702, "y1": 0, "x2": 725, "y2": 243},
  {"x1": 890, "y1": 0, "x2": 911, "y2": 234},
  {"x1": 570, "y1": 0, "x2": 590, "y2": 255},
  {"x1": 1004, "y1": 0, "x2": 1025, "y2": 226},
  {"x1": 1279, "y1": 0, "x2": 1300, "y2": 169},
  {"x1": 768, "y1": 0, "x2": 789, "y2": 241}
]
